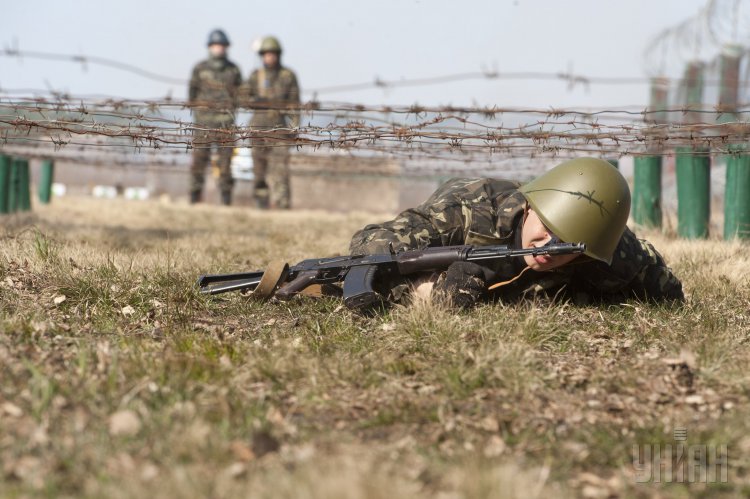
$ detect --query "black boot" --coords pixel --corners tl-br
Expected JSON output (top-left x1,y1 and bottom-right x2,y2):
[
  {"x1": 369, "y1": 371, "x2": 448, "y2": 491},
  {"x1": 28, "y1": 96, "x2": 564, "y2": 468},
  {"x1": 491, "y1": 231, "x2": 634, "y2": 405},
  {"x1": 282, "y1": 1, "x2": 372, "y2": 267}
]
[
  {"x1": 190, "y1": 190, "x2": 202, "y2": 204},
  {"x1": 254, "y1": 195, "x2": 269, "y2": 209},
  {"x1": 253, "y1": 182, "x2": 270, "y2": 210},
  {"x1": 221, "y1": 190, "x2": 232, "y2": 206}
]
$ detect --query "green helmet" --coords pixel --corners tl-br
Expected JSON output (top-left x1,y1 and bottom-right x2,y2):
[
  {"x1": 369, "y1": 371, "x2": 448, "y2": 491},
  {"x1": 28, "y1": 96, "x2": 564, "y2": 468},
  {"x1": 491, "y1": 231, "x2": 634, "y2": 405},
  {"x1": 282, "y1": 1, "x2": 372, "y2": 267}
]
[
  {"x1": 258, "y1": 36, "x2": 282, "y2": 54},
  {"x1": 519, "y1": 157, "x2": 631, "y2": 264}
]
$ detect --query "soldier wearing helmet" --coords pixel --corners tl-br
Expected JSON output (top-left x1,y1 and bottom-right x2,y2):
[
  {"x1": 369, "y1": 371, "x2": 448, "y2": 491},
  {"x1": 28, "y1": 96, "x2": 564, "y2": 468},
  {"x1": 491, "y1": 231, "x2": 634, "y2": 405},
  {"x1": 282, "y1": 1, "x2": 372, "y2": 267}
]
[
  {"x1": 349, "y1": 158, "x2": 683, "y2": 307},
  {"x1": 242, "y1": 36, "x2": 300, "y2": 209},
  {"x1": 188, "y1": 29, "x2": 242, "y2": 205}
]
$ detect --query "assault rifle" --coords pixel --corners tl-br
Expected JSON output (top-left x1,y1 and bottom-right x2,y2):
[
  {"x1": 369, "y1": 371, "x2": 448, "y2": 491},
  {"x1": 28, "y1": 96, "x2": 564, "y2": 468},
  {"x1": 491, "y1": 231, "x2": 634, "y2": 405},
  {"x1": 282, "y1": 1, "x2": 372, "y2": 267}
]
[{"x1": 197, "y1": 242, "x2": 585, "y2": 311}]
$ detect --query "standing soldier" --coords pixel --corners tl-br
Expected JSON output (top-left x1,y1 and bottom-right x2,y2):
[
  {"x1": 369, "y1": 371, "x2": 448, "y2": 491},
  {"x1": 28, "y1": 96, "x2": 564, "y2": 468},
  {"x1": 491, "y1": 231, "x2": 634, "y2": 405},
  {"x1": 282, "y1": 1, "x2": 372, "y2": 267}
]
[
  {"x1": 245, "y1": 36, "x2": 300, "y2": 209},
  {"x1": 188, "y1": 29, "x2": 242, "y2": 205}
]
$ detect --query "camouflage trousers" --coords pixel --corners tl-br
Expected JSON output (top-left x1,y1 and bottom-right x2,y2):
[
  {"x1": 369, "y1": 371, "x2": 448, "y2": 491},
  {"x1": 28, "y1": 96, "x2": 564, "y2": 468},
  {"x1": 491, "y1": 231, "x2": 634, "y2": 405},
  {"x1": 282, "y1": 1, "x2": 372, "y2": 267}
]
[
  {"x1": 191, "y1": 127, "x2": 235, "y2": 195},
  {"x1": 251, "y1": 136, "x2": 291, "y2": 209}
]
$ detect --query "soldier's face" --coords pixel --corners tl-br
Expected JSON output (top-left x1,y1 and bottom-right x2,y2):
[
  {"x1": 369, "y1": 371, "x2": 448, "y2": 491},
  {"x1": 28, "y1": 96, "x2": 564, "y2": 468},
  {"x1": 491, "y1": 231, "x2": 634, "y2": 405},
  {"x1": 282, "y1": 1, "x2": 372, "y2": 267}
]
[
  {"x1": 262, "y1": 52, "x2": 279, "y2": 67},
  {"x1": 209, "y1": 44, "x2": 227, "y2": 57},
  {"x1": 521, "y1": 208, "x2": 579, "y2": 271}
]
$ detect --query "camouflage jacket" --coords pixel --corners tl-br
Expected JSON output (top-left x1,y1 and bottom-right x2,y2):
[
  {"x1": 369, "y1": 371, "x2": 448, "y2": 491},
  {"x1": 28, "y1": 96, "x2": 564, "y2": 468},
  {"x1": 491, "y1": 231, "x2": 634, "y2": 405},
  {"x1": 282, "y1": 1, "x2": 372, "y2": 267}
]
[
  {"x1": 243, "y1": 66, "x2": 300, "y2": 129},
  {"x1": 349, "y1": 178, "x2": 684, "y2": 303},
  {"x1": 188, "y1": 56, "x2": 242, "y2": 126}
]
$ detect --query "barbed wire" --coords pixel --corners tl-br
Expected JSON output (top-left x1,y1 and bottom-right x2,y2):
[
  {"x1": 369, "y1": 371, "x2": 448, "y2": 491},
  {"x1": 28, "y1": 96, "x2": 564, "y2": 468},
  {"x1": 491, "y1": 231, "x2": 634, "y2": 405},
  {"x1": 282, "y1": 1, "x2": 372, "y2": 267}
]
[
  {"x1": 643, "y1": 0, "x2": 750, "y2": 77},
  {"x1": 5, "y1": 8, "x2": 750, "y2": 169},
  {"x1": 3, "y1": 46, "x2": 747, "y2": 99},
  {"x1": 0, "y1": 47, "x2": 186, "y2": 85},
  {"x1": 0, "y1": 140, "x2": 554, "y2": 179},
  {"x1": 2, "y1": 94, "x2": 749, "y2": 163},
  {"x1": 6, "y1": 91, "x2": 749, "y2": 118}
]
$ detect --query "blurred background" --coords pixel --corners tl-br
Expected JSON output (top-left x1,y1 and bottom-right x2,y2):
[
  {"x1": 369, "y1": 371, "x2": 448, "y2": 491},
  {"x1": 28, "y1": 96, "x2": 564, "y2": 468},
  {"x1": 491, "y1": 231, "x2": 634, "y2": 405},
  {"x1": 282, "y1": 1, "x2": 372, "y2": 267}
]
[
  {"x1": 0, "y1": 0, "x2": 711, "y2": 106},
  {"x1": 1, "y1": 0, "x2": 749, "y2": 237}
]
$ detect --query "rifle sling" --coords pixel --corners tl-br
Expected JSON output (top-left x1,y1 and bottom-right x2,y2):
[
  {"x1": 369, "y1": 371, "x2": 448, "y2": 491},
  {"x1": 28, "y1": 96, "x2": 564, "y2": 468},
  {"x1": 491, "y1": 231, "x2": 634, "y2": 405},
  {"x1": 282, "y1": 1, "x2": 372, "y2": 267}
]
[
  {"x1": 253, "y1": 260, "x2": 290, "y2": 300},
  {"x1": 487, "y1": 266, "x2": 532, "y2": 291}
]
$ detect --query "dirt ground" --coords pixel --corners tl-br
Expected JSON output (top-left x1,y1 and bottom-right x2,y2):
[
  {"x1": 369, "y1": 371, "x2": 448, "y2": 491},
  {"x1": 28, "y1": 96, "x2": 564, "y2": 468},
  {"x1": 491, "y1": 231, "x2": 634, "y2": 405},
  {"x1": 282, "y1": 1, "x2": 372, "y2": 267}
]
[{"x1": 1, "y1": 196, "x2": 749, "y2": 498}]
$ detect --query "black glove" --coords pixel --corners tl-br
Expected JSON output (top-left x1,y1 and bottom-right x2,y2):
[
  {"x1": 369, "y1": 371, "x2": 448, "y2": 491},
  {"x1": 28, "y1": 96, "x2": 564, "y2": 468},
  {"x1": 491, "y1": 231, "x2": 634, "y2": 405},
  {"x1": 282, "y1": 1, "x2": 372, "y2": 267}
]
[{"x1": 433, "y1": 261, "x2": 491, "y2": 309}]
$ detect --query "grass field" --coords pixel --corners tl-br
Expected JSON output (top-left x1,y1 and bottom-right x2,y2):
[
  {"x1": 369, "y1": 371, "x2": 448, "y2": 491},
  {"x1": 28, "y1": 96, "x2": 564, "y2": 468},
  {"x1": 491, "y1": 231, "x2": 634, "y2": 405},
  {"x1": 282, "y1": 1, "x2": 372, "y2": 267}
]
[{"x1": 1, "y1": 197, "x2": 749, "y2": 498}]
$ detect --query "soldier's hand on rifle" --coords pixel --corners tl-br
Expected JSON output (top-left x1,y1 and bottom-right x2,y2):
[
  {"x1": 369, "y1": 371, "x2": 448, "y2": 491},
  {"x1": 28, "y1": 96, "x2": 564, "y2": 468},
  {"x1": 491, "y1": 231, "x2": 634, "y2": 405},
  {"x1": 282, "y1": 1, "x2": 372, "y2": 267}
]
[{"x1": 433, "y1": 262, "x2": 491, "y2": 309}]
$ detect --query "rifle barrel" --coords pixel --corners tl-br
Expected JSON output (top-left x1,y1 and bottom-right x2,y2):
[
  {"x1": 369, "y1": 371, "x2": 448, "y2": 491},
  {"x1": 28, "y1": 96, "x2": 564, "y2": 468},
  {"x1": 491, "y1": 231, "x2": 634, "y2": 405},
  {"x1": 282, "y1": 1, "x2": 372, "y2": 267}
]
[{"x1": 467, "y1": 242, "x2": 585, "y2": 261}]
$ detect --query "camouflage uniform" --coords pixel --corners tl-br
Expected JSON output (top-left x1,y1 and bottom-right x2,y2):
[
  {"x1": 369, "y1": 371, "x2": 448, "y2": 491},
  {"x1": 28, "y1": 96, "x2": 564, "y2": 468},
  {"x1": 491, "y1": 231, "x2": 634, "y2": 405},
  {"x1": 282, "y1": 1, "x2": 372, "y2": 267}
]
[
  {"x1": 244, "y1": 66, "x2": 300, "y2": 209},
  {"x1": 188, "y1": 55, "x2": 242, "y2": 202},
  {"x1": 349, "y1": 178, "x2": 684, "y2": 304}
]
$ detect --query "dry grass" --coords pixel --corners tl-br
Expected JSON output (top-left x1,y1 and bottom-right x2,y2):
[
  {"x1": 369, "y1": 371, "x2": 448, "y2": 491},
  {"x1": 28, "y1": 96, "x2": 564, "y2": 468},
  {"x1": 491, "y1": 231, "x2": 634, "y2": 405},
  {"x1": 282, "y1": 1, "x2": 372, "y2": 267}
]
[{"x1": 1, "y1": 197, "x2": 749, "y2": 498}]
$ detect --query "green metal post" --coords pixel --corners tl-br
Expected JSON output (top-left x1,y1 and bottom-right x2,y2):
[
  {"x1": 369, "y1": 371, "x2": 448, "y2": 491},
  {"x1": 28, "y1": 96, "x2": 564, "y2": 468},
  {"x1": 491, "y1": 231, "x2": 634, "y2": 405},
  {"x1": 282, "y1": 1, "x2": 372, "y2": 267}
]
[
  {"x1": 15, "y1": 158, "x2": 32, "y2": 212},
  {"x1": 717, "y1": 45, "x2": 741, "y2": 124},
  {"x1": 648, "y1": 77, "x2": 670, "y2": 125},
  {"x1": 683, "y1": 61, "x2": 705, "y2": 125},
  {"x1": 633, "y1": 78, "x2": 669, "y2": 230},
  {"x1": 724, "y1": 152, "x2": 750, "y2": 239},
  {"x1": 674, "y1": 62, "x2": 709, "y2": 239},
  {"x1": 8, "y1": 158, "x2": 20, "y2": 213},
  {"x1": 633, "y1": 156, "x2": 662, "y2": 228},
  {"x1": 38, "y1": 159, "x2": 54, "y2": 204},
  {"x1": 0, "y1": 154, "x2": 11, "y2": 214},
  {"x1": 676, "y1": 148, "x2": 710, "y2": 239},
  {"x1": 717, "y1": 46, "x2": 748, "y2": 239},
  {"x1": 20, "y1": 159, "x2": 32, "y2": 211}
]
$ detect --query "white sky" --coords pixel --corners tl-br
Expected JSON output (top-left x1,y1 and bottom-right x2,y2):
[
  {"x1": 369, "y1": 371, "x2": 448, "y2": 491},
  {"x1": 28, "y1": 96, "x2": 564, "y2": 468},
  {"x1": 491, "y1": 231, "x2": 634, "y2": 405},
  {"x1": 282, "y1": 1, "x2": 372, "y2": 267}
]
[{"x1": 1, "y1": 0, "x2": 709, "y2": 109}]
